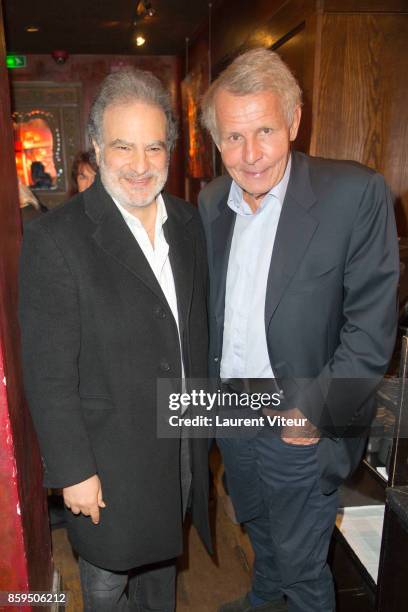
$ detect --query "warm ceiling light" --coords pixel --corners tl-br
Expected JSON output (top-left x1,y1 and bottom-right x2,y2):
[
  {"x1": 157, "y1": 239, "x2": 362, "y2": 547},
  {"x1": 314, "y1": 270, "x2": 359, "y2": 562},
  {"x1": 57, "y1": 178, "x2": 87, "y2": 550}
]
[
  {"x1": 25, "y1": 25, "x2": 40, "y2": 33},
  {"x1": 136, "y1": 36, "x2": 146, "y2": 47}
]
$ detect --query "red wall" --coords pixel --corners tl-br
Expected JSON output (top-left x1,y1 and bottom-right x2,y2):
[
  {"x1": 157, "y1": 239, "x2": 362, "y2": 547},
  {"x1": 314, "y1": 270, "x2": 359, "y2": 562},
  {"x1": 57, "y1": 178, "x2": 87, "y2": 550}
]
[{"x1": 0, "y1": 5, "x2": 53, "y2": 606}]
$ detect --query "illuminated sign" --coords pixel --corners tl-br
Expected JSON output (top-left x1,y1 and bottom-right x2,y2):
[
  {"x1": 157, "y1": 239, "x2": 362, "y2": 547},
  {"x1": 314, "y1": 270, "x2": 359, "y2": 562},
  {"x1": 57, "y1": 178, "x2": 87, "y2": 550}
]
[{"x1": 6, "y1": 55, "x2": 27, "y2": 69}]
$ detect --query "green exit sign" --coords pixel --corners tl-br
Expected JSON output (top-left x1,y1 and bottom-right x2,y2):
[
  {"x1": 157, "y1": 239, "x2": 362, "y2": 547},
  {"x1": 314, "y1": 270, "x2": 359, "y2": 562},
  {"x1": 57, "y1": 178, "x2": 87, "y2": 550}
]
[{"x1": 6, "y1": 54, "x2": 27, "y2": 69}]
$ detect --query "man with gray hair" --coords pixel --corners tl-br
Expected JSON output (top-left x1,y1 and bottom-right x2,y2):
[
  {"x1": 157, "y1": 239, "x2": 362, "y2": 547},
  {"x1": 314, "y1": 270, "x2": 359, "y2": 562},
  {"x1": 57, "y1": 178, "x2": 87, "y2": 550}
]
[
  {"x1": 199, "y1": 48, "x2": 398, "y2": 612},
  {"x1": 19, "y1": 68, "x2": 210, "y2": 610}
]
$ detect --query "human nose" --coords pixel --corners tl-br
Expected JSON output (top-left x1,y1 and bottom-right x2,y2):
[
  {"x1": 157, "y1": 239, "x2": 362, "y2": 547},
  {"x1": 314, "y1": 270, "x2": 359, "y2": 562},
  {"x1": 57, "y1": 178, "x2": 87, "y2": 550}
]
[
  {"x1": 242, "y1": 136, "x2": 262, "y2": 165},
  {"x1": 129, "y1": 149, "x2": 149, "y2": 174}
]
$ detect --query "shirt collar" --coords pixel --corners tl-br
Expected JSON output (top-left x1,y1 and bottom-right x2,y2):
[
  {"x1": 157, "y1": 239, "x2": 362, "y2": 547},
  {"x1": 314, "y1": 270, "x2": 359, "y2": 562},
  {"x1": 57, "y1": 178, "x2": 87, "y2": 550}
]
[
  {"x1": 227, "y1": 154, "x2": 292, "y2": 216},
  {"x1": 113, "y1": 193, "x2": 168, "y2": 233}
]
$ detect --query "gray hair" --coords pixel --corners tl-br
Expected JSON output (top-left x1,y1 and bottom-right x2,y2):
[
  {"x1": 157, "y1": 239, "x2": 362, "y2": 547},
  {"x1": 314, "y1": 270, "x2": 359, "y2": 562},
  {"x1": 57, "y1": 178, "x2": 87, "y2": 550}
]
[
  {"x1": 201, "y1": 48, "x2": 302, "y2": 144},
  {"x1": 88, "y1": 67, "x2": 178, "y2": 152}
]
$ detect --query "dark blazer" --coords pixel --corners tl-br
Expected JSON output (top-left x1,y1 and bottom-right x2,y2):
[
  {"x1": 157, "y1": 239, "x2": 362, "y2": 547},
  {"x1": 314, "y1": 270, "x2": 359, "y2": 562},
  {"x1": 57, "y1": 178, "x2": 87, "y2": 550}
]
[
  {"x1": 199, "y1": 150, "x2": 399, "y2": 495},
  {"x1": 19, "y1": 176, "x2": 210, "y2": 571}
]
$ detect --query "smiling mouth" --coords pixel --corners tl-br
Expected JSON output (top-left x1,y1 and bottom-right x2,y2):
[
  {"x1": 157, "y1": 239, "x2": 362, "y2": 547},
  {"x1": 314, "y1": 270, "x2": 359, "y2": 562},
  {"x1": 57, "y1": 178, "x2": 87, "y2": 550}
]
[
  {"x1": 242, "y1": 168, "x2": 268, "y2": 178},
  {"x1": 123, "y1": 176, "x2": 152, "y2": 188}
]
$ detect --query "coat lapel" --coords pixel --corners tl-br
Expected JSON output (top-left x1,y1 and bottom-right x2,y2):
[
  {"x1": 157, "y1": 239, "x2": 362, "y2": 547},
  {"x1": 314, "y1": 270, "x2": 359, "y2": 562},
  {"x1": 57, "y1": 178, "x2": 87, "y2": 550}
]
[
  {"x1": 264, "y1": 151, "x2": 319, "y2": 329},
  {"x1": 84, "y1": 176, "x2": 169, "y2": 308},
  {"x1": 162, "y1": 193, "x2": 195, "y2": 334}
]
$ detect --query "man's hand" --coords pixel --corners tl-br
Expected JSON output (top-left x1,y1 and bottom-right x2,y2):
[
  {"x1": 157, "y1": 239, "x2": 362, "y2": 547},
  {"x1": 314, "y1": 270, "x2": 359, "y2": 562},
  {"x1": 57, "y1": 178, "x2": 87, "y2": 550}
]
[
  {"x1": 63, "y1": 474, "x2": 106, "y2": 524},
  {"x1": 263, "y1": 406, "x2": 320, "y2": 445}
]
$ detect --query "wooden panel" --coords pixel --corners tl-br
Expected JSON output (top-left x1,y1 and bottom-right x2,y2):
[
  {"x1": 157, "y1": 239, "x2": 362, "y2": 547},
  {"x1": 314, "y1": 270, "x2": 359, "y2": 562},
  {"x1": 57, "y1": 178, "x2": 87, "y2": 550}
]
[
  {"x1": 312, "y1": 14, "x2": 408, "y2": 234},
  {"x1": 204, "y1": 0, "x2": 315, "y2": 73},
  {"x1": 0, "y1": 3, "x2": 53, "y2": 596},
  {"x1": 324, "y1": 0, "x2": 408, "y2": 12},
  {"x1": 272, "y1": 19, "x2": 318, "y2": 153}
]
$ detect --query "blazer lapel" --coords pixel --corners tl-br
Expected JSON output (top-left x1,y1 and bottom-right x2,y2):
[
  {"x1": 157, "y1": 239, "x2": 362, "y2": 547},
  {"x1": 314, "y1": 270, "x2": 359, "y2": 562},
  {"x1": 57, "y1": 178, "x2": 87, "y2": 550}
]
[
  {"x1": 265, "y1": 151, "x2": 319, "y2": 329},
  {"x1": 211, "y1": 201, "x2": 236, "y2": 341},
  {"x1": 85, "y1": 176, "x2": 169, "y2": 307}
]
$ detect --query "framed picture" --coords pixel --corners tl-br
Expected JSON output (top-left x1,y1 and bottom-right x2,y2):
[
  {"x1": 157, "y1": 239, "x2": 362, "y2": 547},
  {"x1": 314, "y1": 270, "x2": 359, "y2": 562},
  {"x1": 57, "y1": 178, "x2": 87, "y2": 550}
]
[{"x1": 11, "y1": 82, "x2": 82, "y2": 208}]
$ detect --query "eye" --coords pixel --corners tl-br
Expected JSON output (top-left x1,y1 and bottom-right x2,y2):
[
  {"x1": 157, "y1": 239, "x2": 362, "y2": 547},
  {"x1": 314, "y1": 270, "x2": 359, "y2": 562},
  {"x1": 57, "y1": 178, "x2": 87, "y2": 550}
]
[
  {"x1": 260, "y1": 127, "x2": 273, "y2": 135},
  {"x1": 113, "y1": 144, "x2": 131, "y2": 151},
  {"x1": 227, "y1": 133, "x2": 242, "y2": 142}
]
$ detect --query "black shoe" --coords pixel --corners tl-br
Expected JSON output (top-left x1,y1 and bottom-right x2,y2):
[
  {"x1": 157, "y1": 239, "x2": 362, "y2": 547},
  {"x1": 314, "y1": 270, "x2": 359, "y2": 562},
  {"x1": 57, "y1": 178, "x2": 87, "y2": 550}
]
[{"x1": 218, "y1": 593, "x2": 288, "y2": 612}]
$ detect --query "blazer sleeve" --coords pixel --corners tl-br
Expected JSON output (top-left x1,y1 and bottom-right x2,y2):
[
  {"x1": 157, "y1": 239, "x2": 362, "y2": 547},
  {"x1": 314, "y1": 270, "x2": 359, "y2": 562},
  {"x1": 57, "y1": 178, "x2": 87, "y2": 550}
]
[
  {"x1": 19, "y1": 220, "x2": 97, "y2": 487},
  {"x1": 297, "y1": 172, "x2": 400, "y2": 434}
]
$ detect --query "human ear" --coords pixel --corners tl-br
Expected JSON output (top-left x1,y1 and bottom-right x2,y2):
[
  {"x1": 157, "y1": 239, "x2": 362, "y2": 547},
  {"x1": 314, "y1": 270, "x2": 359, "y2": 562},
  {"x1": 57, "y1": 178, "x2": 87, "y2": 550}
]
[
  {"x1": 289, "y1": 106, "x2": 302, "y2": 141},
  {"x1": 92, "y1": 140, "x2": 101, "y2": 165}
]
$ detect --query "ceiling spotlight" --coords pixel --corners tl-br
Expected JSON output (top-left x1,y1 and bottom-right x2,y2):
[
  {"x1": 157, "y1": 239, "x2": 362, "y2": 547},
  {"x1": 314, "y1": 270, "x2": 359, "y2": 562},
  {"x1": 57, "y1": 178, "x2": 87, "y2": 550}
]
[
  {"x1": 25, "y1": 25, "x2": 40, "y2": 33},
  {"x1": 136, "y1": 36, "x2": 146, "y2": 47}
]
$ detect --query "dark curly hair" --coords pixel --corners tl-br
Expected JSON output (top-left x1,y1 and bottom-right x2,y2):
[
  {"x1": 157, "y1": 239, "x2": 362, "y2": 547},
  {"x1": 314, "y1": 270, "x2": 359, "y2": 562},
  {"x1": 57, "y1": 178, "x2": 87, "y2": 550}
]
[{"x1": 71, "y1": 151, "x2": 98, "y2": 191}]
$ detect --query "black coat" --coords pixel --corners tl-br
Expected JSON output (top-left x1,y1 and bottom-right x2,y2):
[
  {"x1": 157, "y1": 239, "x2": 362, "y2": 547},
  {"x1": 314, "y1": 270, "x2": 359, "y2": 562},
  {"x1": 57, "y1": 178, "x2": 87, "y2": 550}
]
[
  {"x1": 199, "y1": 151, "x2": 399, "y2": 500},
  {"x1": 19, "y1": 176, "x2": 210, "y2": 570}
]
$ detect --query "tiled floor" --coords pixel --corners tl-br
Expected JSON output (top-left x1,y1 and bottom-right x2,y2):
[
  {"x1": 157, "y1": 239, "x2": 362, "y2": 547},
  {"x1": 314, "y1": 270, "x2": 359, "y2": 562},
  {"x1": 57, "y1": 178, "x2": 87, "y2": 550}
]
[{"x1": 52, "y1": 450, "x2": 253, "y2": 611}]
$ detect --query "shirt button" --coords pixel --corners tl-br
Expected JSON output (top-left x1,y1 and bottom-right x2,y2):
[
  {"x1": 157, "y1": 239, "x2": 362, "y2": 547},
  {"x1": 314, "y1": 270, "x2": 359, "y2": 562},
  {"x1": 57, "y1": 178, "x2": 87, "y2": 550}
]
[
  {"x1": 154, "y1": 305, "x2": 166, "y2": 319},
  {"x1": 214, "y1": 357, "x2": 219, "y2": 363},
  {"x1": 159, "y1": 360, "x2": 171, "y2": 372}
]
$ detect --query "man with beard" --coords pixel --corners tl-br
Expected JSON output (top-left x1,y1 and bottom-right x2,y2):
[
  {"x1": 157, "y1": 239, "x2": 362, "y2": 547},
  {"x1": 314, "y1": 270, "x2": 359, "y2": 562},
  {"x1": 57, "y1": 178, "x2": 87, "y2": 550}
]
[{"x1": 19, "y1": 68, "x2": 210, "y2": 611}]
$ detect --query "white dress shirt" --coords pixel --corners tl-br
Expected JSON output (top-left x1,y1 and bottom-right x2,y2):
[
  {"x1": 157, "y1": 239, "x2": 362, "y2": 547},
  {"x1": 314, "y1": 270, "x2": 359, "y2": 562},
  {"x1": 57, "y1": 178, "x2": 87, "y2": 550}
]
[
  {"x1": 114, "y1": 194, "x2": 184, "y2": 377},
  {"x1": 220, "y1": 156, "x2": 292, "y2": 379}
]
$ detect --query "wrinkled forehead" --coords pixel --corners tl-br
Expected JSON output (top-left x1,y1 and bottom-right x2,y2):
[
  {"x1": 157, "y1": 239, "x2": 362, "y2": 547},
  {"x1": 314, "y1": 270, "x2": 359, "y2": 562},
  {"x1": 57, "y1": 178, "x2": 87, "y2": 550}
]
[
  {"x1": 214, "y1": 89, "x2": 288, "y2": 131},
  {"x1": 101, "y1": 100, "x2": 167, "y2": 140}
]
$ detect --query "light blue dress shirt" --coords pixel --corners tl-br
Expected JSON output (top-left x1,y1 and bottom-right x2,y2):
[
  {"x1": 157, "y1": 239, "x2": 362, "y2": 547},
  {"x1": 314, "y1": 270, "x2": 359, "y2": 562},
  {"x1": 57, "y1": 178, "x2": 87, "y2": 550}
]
[{"x1": 220, "y1": 156, "x2": 292, "y2": 378}]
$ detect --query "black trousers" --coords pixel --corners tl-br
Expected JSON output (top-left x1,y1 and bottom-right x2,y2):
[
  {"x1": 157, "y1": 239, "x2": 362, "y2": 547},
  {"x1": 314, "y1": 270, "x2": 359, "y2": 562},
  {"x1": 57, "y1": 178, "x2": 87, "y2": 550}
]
[
  {"x1": 79, "y1": 557, "x2": 176, "y2": 612},
  {"x1": 218, "y1": 433, "x2": 338, "y2": 612}
]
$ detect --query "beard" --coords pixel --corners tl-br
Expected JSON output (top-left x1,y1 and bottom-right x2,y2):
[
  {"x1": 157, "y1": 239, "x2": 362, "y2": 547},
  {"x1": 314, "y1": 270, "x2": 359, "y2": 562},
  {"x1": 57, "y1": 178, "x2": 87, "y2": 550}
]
[{"x1": 99, "y1": 157, "x2": 168, "y2": 210}]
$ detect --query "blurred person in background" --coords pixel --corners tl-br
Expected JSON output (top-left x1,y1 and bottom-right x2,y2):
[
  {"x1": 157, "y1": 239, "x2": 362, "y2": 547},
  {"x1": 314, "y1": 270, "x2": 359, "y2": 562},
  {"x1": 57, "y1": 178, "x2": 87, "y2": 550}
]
[
  {"x1": 30, "y1": 160, "x2": 53, "y2": 190},
  {"x1": 71, "y1": 150, "x2": 97, "y2": 193}
]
